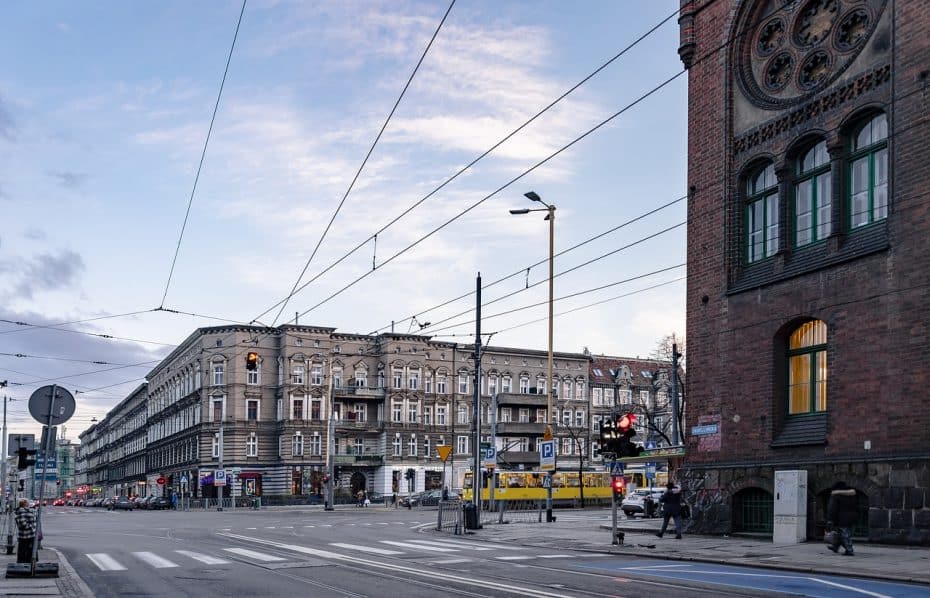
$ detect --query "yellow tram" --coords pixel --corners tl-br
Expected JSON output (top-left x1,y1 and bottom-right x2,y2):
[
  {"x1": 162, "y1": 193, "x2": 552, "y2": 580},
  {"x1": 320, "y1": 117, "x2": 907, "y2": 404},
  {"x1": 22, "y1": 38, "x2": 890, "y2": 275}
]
[{"x1": 462, "y1": 470, "x2": 613, "y2": 503}]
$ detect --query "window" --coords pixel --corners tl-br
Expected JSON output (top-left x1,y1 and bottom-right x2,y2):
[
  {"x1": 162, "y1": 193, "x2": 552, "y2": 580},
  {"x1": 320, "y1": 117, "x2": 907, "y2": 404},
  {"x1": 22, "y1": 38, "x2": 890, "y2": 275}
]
[
  {"x1": 575, "y1": 410, "x2": 584, "y2": 427},
  {"x1": 788, "y1": 320, "x2": 828, "y2": 414},
  {"x1": 333, "y1": 368, "x2": 342, "y2": 389},
  {"x1": 795, "y1": 140, "x2": 832, "y2": 246},
  {"x1": 424, "y1": 436, "x2": 431, "y2": 458},
  {"x1": 563, "y1": 380, "x2": 573, "y2": 400},
  {"x1": 408, "y1": 434, "x2": 417, "y2": 456},
  {"x1": 247, "y1": 400, "x2": 258, "y2": 421},
  {"x1": 456, "y1": 435, "x2": 469, "y2": 455},
  {"x1": 423, "y1": 406, "x2": 432, "y2": 425},
  {"x1": 849, "y1": 113, "x2": 888, "y2": 228},
  {"x1": 457, "y1": 404, "x2": 469, "y2": 424},
  {"x1": 640, "y1": 390, "x2": 650, "y2": 404},
  {"x1": 562, "y1": 409, "x2": 571, "y2": 426},
  {"x1": 311, "y1": 364, "x2": 323, "y2": 385},
  {"x1": 212, "y1": 363, "x2": 225, "y2": 386},
  {"x1": 519, "y1": 408, "x2": 529, "y2": 423},
  {"x1": 437, "y1": 374, "x2": 447, "y2": 394},
  {"x1": 392, "y1": 402, "x2": 403, "y2": 423},
  {"x1": 377, "y1": 370, "x2": 385, "y2": 388},
  {"x1": 355, "y1": 369, "x2": 367, "y2": 387},
  {"x1": 393, "y1": 369, "x2": 403, "y2": 388},
  {"x1": 425, "y1": 374, "x2": 433, "y2": 394},
  {"x1": 292, "y1": 398, "x2": 304, "y2": 420},
  {"x1": 247, "y1": 433, "x2": 258, "y2": 457},
  {"x1": 409, "y1": 370, "x2": 419, "y2": 390},
  {"x1": 393, "y1": 434, "x2": 402, "y2": 456},
  {"x1": 247, "y1": 366, "x2": 260, "y2": 386},
  {"x1": 354, "y1": 403, "x2": 366, "y2": 422},
  {"x1": 458, "y1": 373, "x2": 468, "y2": 394},
  {"x1": 519, "y1": 376, "x2": 530, "y2": 394},
  {"x1": 311, "y1": 399, "x2": 321, "y2": 420},
  {"x1": 211, "y1": 433, "x2": 220, "y2": 458},
  {"x1": 488, "y1": 376, "x2": 498, "y2": 396},
  {"x1": 618, "y1": 389, "x2": 632, "y2": 404},
  {"x1": 293, "y1": 432, "x2": 303, "y2": 456},
  {"x1": 593, "y1": 388, "x2": 603, "y2": 406},
  {"x1": 536, "y1": 409, "x2": 547, "y2": 423},
  {"x1": 292, "y1": 365, "x2": 305, "y2": 384},
  {"x1": 408, "y1": 402, "x2": 418, "y2": 423},
  {"x1": 746, "y1": 163, "x2": 779, "y2": 262},
  {"x1": 310, "y1": 433, "x2": 321, "y2": 456},
  {"x1": 537, "y1": 378, "x2": 546, "y2": 395},
  {"x1": 211, "y1": 398, "x2": 224, "y2": 422},
  {"x1": 500, "y1": 408, "x2": 512, "y2": 423},
  {"x1": 502, "y1": 376, "x2": 512, "y2": 393},
  {"x1": 437, "y1": 405, "x2": 447, "y2": 425}
]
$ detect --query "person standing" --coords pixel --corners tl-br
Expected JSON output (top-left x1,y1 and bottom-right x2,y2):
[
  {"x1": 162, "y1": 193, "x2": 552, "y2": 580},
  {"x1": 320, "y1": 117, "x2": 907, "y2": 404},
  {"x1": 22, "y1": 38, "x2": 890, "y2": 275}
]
[
  {"x1": 656, "y1": 481, "x2": 684, "y2": 539},
  {"x1": 14, "y1": 499, "x2": 37, "y2": 564},
  {"x1": 827, "y1": 481, "x2": 858, "y2": 556}
]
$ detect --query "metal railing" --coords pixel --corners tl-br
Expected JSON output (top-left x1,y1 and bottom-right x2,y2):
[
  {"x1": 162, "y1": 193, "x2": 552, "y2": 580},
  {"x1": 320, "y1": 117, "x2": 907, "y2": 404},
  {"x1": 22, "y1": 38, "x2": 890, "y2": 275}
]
[{"x1": 436, "y1": 499, "x2": 464, "y2": 534}]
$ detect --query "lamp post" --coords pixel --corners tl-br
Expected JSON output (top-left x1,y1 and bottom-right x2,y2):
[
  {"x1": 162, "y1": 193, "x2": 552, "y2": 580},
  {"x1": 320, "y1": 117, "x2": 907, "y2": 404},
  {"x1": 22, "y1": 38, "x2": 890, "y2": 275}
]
[{"x1": 511, "y1": 191, "x2": 556, "y2": 523}]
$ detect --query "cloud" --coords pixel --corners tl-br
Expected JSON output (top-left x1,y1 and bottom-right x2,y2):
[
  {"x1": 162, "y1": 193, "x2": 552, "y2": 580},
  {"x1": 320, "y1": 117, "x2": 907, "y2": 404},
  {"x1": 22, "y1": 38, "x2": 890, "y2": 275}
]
[
  {"x1": 48, "y1": 170, "x2": 89, "y2": 189},
  {"x1": 0, "y1": 95, "x2": 15, "y2": 141},
  {"x1": 0, "y1": 250, "x2": 85, "y2": 300}
]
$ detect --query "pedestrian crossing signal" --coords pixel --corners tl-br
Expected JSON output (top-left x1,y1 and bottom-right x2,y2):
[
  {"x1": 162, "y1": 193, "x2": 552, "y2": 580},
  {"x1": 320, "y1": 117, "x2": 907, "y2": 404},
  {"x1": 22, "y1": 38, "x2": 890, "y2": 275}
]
[{"x1": 611, "y1": 476, "x2": 626, "y2": 497}]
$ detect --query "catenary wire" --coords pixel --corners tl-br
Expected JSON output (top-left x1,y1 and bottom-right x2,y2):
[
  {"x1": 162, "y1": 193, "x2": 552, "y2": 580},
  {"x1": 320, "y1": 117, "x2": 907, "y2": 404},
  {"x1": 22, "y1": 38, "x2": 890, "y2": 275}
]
[{"x1": 269, "y1": 0, "x2": 457, "y2": 327}]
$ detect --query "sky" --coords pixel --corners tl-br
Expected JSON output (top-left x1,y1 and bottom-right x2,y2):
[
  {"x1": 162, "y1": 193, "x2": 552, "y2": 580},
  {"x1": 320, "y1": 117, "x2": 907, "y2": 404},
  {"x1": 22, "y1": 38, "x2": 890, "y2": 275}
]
[{"x1": 0, "y1": 0, "x2": 687, "y2": 441}]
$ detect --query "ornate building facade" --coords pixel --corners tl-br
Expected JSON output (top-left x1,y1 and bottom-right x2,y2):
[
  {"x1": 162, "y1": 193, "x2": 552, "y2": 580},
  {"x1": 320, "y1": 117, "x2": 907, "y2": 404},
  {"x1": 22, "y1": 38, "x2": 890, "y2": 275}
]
[{"x1": 680, "y1": 0, "x2": 929, "y2": 544}]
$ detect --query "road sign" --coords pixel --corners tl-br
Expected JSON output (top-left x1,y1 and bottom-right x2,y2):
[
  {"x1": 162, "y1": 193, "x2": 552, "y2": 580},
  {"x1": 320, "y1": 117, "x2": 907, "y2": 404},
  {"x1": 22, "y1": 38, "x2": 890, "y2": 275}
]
[
  {"x1": 608, "y1": 461, "x2": 624, "y2": 476},
  {"x1": 644, "y1": 440, "x2": 658, "y2": 450},
  {"x1": 28, "y1": 385, "x2": 76, "y2": 426},
  {"x1": 436, "y1": 445, "x2": 452, "y2": 463},
  {"x1": 214, "y1": 469, "x2": 227, "y2": 487},
  {"x1": 541, "y1": 475, "x2": 552, "y2": 488},
  {"x1": 180, "y1": 475, "x2": 189, "y2": 485},
  {"x1": 156, "y1": 477, "x2": 166, "y2": 485},
  {"x1": 481, "y1": 447, "x2": 496, "y2": 468},
  {"x1": 539, "y1": 440, "x2": 556, "y2": 471},
  {"x1": 691, "y1": 424, "x2": 719, "y2": 436}
]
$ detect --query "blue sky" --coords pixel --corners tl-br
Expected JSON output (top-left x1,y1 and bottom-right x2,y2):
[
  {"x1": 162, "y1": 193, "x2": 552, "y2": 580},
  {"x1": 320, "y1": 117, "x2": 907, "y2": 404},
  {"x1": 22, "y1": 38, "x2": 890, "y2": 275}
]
[{"x1": 0, "y1": 0, "x2": 686, "y2": 438}]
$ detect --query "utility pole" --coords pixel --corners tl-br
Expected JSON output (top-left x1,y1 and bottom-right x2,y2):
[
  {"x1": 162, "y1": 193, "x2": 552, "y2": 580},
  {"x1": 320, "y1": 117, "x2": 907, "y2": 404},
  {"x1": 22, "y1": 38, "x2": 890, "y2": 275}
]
[
  {"x1": 1, "y1": 386, "x2": 13, "y2": 555},
  {"x1": 472, "y1": 273, "x2": 482, "y2": 527},
  {"x1": 325, "y1": 360, "x2": 335, "y2": 511},
  {"x1": 216, "y1": 423, "x2": 224, "y2": 511},
  {"x1": 671, "y1": 342, "x2": 682, "y2": 446}
]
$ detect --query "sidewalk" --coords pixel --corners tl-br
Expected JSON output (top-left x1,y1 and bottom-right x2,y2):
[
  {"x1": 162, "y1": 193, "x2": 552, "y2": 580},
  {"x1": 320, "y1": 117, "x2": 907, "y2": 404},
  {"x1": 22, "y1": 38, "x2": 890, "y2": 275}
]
[
  {"x1": 0, "y1": 547, "x2": 90, "y2": 598},
  {"x1": 458, "y1": 513, "x2": 930, "y2": 585}
]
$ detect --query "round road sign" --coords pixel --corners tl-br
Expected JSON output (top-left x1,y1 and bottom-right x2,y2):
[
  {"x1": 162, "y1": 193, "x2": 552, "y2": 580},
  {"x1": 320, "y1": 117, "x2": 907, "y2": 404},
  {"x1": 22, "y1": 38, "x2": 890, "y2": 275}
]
[
  {"x1": 156, "y1": 477, "x2": 166, "y2": 485},
  {"x1": 28, "y1": 385, "x2": 76, "y2": 426}
]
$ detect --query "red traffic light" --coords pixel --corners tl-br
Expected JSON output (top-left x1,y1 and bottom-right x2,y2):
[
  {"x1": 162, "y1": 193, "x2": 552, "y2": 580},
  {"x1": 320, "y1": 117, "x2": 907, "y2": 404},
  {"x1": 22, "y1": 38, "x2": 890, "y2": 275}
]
[
  {"x1": 611, "y1": 476, "x2": 626, "y2": 494},
  {"x1": 617, "y1": 413, "x2": 636, "y2": 432}
]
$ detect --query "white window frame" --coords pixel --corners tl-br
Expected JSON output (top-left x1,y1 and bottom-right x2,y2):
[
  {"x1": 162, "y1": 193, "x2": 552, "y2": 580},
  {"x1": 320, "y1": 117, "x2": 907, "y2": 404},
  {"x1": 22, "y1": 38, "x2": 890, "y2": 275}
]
[
  {"x1": 292, "y1": 364, "x2": 305, "y2": 385},
  {"x1": 247, "y1": 433, "x2": 258, "y2": 457},
  {"x1": 293, "y1": 432, "x2": 304, "y2": 456},
  {"x1": 212, "y1": 363, "x2": 225, "y2": 386}
]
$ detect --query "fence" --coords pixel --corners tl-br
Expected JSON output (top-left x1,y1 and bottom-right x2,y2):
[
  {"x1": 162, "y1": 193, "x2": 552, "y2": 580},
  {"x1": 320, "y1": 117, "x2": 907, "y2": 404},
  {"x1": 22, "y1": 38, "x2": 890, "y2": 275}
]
[
  {"x1": 437, "y1": 499, "x2": 464, "y2": 534},
  {"x1": 186, "y1": 497, "x2": 260, "y2": 510},
  {"x1": 436, "y1": 499, "x2": 544, "y2": 533}
]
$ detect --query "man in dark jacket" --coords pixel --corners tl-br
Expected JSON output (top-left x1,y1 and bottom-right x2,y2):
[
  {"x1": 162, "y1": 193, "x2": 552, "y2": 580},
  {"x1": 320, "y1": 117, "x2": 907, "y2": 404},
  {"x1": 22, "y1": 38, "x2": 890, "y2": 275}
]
[
  {"x1": 827, "y1": 481, "x2": 858, "y2": 556},
  {"x1": 656, "y1": 481, "x2": 683, "y2": 539},
  {"x1": 14, "y1": 499, "x2": 37, "y2": 564}
]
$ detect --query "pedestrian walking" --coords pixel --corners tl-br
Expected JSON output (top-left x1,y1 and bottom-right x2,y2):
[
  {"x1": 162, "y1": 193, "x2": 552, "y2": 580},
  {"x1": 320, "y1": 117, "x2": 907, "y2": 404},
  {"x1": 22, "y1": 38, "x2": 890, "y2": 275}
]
[
  {"x1": 14, "y1": 499, "x2": 36, "y2": 564},
  {"x1": 827, "y1": 481, "x2": 858, "y2": 556},
  {"x1": 655, "y1": 481, "x2": 684, "y2": 539}
]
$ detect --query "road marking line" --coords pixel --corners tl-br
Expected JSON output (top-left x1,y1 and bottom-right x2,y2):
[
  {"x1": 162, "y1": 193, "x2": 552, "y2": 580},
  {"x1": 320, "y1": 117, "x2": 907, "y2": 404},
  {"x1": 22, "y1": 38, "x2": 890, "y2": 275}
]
[
  {"x1": 303, "y1": 526, "x2": 315, "y2": 528},
  {"x1": 810, "y1": 578, "x2": 893, "y2": 598},
  {"x1": 401, "y1": 539, "x2": 495, "y2": 552},
  {"x1": 379, "y1": 541, "x2": 458, "y2": 553},
  {"x1": 331, "y1": 543, "x2": 403, "y2": 555},
  {"x1": 538, "y1": 555, "x2": 574, "y2": 559},
  {"x1": 622, "y1": 564, "x2": 694, "y2": 570},
  {"x1": 133, "y1": 552, "x2": 178, "y2": 568},
  {"x1": 496, "y1": 555, "x2": 535, "y2": 561},
  {"x1": 86, "y1": 553, "x2": 126, "y2": 571},
  {"x1": 280, "y1": 526, "x2": 294, "y2": 529},
  {"x1": 246, "y1": 527, "x2": 257, "y2": 530},
  {"x1": 428, "y1": 538, "x2": 523, "y2": 551},
  {"x1": 223, "y1": 548, "x2": 286, "y2": 562},
  {"x1": 431, "y1": 558, "x2": 473, "y2": 564},
  {"x1": 175, "y1": 550, "x2": 230, "y2": 565}
]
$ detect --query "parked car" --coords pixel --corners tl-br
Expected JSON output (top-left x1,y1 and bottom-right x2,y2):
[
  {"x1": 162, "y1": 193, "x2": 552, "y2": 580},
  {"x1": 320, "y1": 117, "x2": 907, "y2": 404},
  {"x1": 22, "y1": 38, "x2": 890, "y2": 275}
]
[
  {"x1": 53, "y1": 499, "x2": 65, "y2": 506},
  {"x1": 110, "y1": 496, "x2": 134, "y2": 511},
  {"x1": 150, "y1": 497, "x2": 172, "y2": 510},
  {"x1": 621, "y1": 488, "x2": 665, "y2": 518}
]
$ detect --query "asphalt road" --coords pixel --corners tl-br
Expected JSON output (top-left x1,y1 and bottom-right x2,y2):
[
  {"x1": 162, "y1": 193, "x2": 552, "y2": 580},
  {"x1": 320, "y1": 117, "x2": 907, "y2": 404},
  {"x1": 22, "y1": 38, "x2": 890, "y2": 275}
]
[{"x1": 39, "y1": 505, "x2": 927, "y2": 598}]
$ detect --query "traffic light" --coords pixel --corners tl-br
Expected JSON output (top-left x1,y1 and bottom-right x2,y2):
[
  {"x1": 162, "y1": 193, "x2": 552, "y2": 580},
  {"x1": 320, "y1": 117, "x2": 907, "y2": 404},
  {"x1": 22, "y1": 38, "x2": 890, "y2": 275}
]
[
  {"x1": 598, "y1": 417, "x2": 616, "y2": 458},
  {"x1": 404, "y1": 468, "x2": 415, "y2": 481},
  {"x1": 611, "y1": 476, "x2": 626, "y2": 498},
  {"x1": 17, "y1": 447, "x2": 37, "y2": 471},
  {"x1": 615, "y1": 413, "x2": 645, "y2": 458},
  {"x1": 246, "y1": 351, "x2": 259, "y2": 371}
]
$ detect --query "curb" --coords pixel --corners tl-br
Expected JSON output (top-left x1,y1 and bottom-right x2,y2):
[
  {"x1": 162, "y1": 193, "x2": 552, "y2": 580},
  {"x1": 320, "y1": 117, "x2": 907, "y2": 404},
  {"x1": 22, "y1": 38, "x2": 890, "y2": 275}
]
[{"x1": 48, "y1": 547, "x2": 94, "y2": 598}]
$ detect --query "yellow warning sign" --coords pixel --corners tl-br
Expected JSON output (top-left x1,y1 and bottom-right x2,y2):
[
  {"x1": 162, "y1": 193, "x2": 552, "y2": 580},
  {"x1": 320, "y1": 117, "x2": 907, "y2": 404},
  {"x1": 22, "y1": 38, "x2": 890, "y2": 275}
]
[{"x1": 437, "y1": 445, "x2": 452, "y2": 463}]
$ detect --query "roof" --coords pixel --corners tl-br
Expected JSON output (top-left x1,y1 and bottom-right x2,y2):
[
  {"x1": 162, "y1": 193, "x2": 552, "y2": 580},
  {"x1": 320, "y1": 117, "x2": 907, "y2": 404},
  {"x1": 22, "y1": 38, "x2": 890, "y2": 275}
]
[{"x1": 588, "y1": 355, "x2": 673, "y2": 385}]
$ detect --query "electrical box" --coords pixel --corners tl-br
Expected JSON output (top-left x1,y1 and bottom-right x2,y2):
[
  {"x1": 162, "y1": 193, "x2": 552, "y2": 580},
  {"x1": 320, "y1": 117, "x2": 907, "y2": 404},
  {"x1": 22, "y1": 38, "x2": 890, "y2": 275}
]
[{"x1": 773, "y1": 470, "x2": 807, "y2": 544}]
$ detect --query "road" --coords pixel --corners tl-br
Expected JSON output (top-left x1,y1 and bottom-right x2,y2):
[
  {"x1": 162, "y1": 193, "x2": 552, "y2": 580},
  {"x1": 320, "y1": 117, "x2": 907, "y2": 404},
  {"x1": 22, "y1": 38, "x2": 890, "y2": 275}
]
[{"x1": 41, "y1": 505, "x2": 928, "y2": 598}]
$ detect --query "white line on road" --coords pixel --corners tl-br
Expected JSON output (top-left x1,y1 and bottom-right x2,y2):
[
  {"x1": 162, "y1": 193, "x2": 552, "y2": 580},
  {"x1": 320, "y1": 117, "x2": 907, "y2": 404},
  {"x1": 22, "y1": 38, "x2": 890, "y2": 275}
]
[
  {"x1": 175, "y1": 550, "x2": 230, "y2": 565},
  {"x1": 431, "y1": 558, "x2": 473, "y2": 564},
  {"x1": 622, "y1": 564, "x2": 694, "y2": 570},
  {"x1": 419, "y1": 538, "x2": 523, "y2": 551},
  {"x1": 379, "y1": 540, "x2": 458, "y2": 553},
  {"x1": 133, "y1": 552, "x2": 178, "y2": 568},
  {"x1": 400, "y1": 539, "x2": 495, "y2": 552},
  {"x1": 810, "y1": 578, "x2": 894, "y2": 598},
  {"x1": 495, "y1": 555, "x2": 535, "y2": 561},
  {"x1": 223, "y1": 547, "x2": 286, "y2": 562},
  {"x1": 86, "y1": 553, "x2": 126, "y2": 571},
  {"x1": 331, "y1": 543, "x2": 403, "y2": 555},
  {"x1": 538, "y1": 555, "x2": 574, "y2": 559}
]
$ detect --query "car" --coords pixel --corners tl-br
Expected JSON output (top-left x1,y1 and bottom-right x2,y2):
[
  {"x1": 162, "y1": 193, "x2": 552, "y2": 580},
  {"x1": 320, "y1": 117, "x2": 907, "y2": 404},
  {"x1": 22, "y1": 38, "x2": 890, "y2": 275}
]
[
  {"x1": 136, "y1": 496, "x2": 155, "y2": 510},
  {"x1": 53, "y1": 499, "x2": 65, "y2": 506},
  {"x1": 110, "y1": 496, "x2": 134, "y2": 511},
  {"x1": 621, "y1": 488, "x2": 665, "y2": 518},
  {"x1": 150, "y1": 497, "x2": 172, "y2": 510}
]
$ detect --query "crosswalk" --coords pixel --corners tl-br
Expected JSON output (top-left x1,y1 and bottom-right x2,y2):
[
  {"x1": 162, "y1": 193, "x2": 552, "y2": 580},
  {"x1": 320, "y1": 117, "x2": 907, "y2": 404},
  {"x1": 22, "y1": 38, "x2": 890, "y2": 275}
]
[{"x1": 81, "y1": 538, "x2": 605, "y2": 572}]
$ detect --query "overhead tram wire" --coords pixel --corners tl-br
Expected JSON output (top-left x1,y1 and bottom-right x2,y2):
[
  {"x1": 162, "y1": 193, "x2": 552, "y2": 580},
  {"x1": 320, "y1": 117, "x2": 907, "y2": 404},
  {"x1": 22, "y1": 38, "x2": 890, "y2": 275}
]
[
  {"x1": 370, "y1": 194, "x2": 687, "y2": 334},
  {"x1": 251, "y1": 6, "x2": 684, "y2": 325},
  {"x1": 0, "y1": 352, "x2": 152, "y2": 367},
  {"x1": 267, "y1": 0, "x2": 457, "y2": 328},
  {"x1": 159, "y1": 0, "x2": 248, "y2": 308},
  {"x1": 0, "y1": 309, "x2": 159, "y2": 335}
]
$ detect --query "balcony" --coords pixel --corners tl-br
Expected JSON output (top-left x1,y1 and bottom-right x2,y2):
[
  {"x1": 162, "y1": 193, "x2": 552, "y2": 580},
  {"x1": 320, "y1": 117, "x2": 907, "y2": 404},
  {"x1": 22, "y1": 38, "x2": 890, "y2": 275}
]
[
  {"x1": 496, "y1": 422, "x2": 547, "y2": 435},
  {"x1": 495, "y1": 392, "x2": 547, "y2": 407},
  {"x1": 332, "y1": 386, "x2": 385, "y2": 399},
  {"x1": 333, "y1": 453, "x2": 384, "y2": 466},
  {"x1": 334, "y1": 419, "x2": 384, "y2": 432}
]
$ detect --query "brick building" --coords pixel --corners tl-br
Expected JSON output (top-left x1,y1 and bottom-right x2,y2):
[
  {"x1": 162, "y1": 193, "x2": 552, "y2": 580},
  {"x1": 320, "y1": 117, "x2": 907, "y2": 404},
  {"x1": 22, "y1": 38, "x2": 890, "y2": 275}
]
[{"x1": 679, "y1": 0, "x2": 929, "y2": 543}]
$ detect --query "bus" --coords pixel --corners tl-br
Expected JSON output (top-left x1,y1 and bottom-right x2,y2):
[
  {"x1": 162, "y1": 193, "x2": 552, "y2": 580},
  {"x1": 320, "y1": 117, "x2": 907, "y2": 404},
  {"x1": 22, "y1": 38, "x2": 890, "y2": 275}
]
[{"x1": 462, "y1": 470, "x2": 613, "y2": 505}]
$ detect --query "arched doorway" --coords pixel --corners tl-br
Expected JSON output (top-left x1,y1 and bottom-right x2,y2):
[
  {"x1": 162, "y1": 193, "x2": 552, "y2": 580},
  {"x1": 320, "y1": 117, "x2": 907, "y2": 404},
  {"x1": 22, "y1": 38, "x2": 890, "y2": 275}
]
[
  {"x1": 350, "y1": 472, "x2": 367, "y2": 495},
  {"x1": 732, "y1": 487, "x2": 773, "y2": 534}
]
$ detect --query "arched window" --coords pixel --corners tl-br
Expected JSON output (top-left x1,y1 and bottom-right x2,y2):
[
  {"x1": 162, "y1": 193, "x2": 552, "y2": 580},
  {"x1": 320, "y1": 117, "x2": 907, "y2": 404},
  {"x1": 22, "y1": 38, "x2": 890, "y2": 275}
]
[
  {"x1": 746, "y1": 162, "x2": 779, "y2": 263},
  {"x1": 788, "y1": 320, "x2": 827, "y2": 415},
  {"x1": 795, "y1": 140, "x2": 831, "y2": 246},
  {"x1": 849, "y1": 113, "x2": 888, "y2": 228}
]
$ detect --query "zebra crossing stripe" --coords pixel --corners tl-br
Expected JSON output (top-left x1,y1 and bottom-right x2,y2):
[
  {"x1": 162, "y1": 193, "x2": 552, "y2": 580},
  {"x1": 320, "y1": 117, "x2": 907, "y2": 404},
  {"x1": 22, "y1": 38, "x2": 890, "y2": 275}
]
[
  {"x1": 400, "y1": 539, "x2": 495, "y2": 552},
  {"x1": 418, "y1": 538, "x2": 523, "y2": 551},
  {"x1": 223, "y1": 547, "x2": 286, "y2": 562},
  {"x1": 175, "y1": 550, "x2": 230, "y2": 565},
  {"x1": 379, "y1": 540, "x2": 458, "y2": 553},
  {"x1": 133, "y1": 552, "x2": 179, "y2": 568},
  {"x1": 330, "y1": 543, "x2": 403, "y2": 555},
  {"x1": 86, "y1": 553, "x2": 126, "y2": 571}
]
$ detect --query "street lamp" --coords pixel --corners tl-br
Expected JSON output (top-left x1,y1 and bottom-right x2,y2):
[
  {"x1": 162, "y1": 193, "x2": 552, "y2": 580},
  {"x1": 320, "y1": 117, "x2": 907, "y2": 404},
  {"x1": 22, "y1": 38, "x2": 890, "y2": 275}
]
[{"x1": 509, "y1": 191, "x2": 556, "y2": 440}]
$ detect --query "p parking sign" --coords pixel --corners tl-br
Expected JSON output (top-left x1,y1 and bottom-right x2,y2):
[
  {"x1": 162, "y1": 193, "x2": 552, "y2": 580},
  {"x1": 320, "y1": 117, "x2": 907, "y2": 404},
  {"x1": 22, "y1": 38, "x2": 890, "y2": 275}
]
[{"x1": 539, "y1": 440, "x2": 556, "y2": 471}]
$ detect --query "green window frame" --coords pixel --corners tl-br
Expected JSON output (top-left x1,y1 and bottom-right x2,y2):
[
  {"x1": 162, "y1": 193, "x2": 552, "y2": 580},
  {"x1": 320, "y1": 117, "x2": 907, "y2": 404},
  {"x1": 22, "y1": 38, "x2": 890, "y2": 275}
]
[
  {"x1": 746, "y1": 163, "x2": 779, "y2": 263},
  {"x1": 794, "y1": 141, "x2": 832, "y2": 247},
  {"x1": 849, "y1": 113, "x2": 888, "y2": 229},
  {"x1": 787, "y1": 320, "x2": 827, "y2": 415}
]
